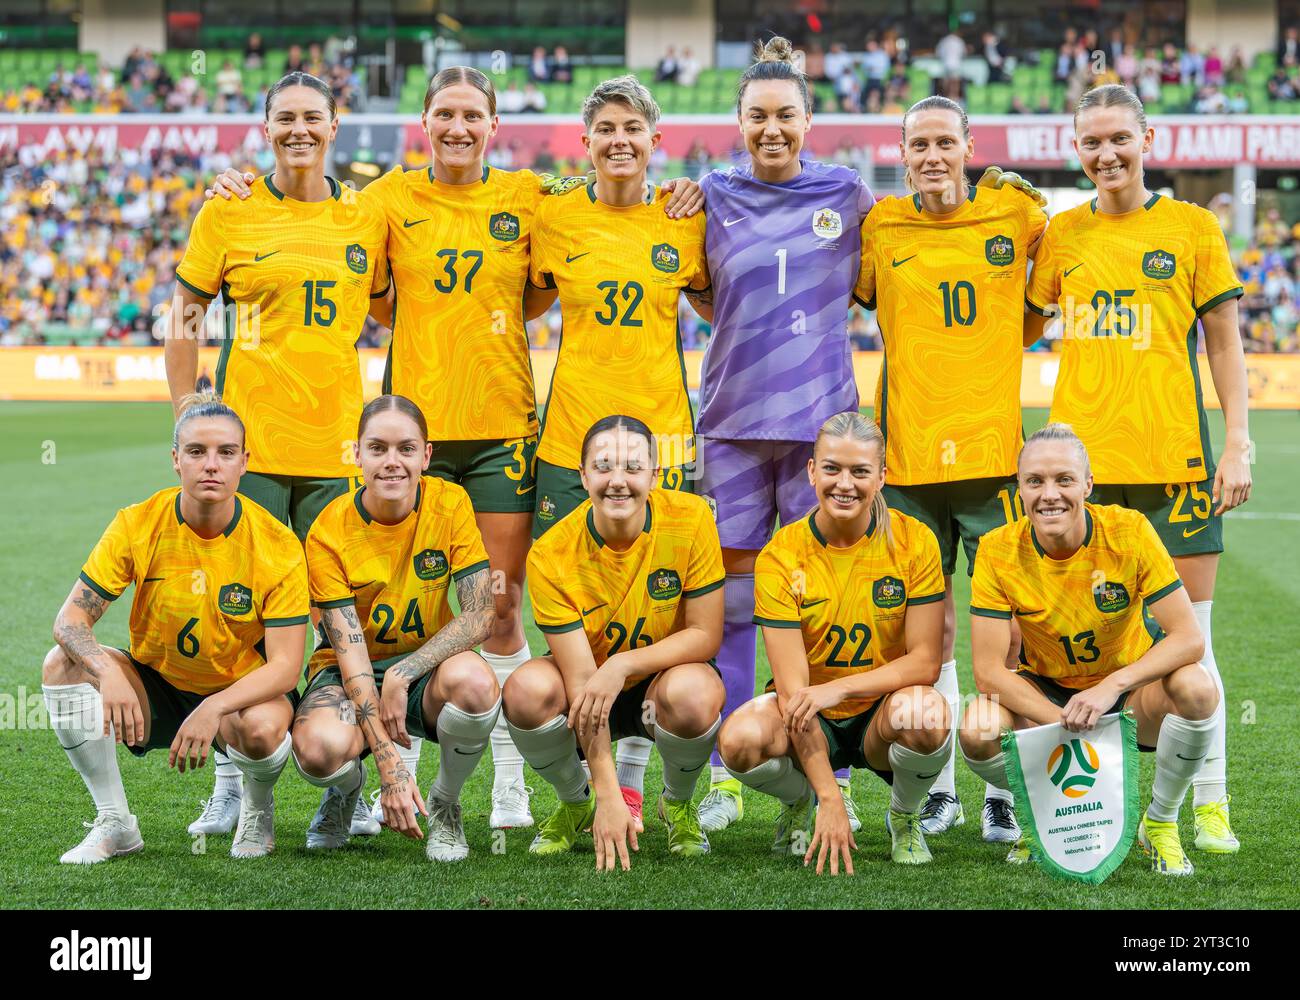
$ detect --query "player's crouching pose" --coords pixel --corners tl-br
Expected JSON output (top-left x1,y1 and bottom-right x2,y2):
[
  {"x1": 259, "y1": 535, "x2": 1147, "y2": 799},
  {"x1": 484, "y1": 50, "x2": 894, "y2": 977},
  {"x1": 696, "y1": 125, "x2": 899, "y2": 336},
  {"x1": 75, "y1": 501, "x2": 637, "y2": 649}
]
[
  {"x1": 295, "y1": 395, "x2": 499, "y2": 862},
  {"x1": 44, "y1": 393, "x2": 308, "y2": 863},
  {"x1": 504, "y1": 416, "x2": 725, "y2": 870},
  {"x1": 960, "y1": 425, "x2": 1218, "y2": 875},
  {"x1": 718, "y1": 413, "x2": 951, "y2": 873}
]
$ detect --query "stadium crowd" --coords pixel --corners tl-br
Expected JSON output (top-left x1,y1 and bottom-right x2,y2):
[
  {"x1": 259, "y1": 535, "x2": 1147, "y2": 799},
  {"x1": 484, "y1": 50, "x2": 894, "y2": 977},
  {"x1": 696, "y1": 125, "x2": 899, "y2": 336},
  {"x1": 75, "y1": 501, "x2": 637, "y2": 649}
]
[
  {"x1": 1, "y1": 37, "x2": 363, "y2": 115},
  {"x1": 1, "y1": 146, "x2": 1295, "y2": 353}
]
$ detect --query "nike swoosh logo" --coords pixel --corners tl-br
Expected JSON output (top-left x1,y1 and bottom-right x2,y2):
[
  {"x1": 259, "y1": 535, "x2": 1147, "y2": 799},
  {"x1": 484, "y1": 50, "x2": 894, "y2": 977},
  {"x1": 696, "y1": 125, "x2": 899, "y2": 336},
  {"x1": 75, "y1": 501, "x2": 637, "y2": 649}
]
[
  {"x1": 565, "y1": 252, "x2": 589, "y2": 263},
  {"x1": 918, "y1": 771, "x2": 940, "y2": 780},
  {"x1": 452, "y1": 747, "x2": 478, "y2": 755},
  {"x1": 800, "y1": 598, "x2": 829, "y2": 609},
  {"x1": 723, "y1": 216, "x2": 746, "y2": 227},
  {"x1": 143, "y1": 577, "x2": 165, "y2": 583},
  {"x1": 1064, "y1": 263, "x2": 1084, "y2": 277},
  {"x1": 1182, "y1": 525, "x2": 1209, "y2": 539},
  {"x1": 582, "y1": 603, "x2": 607, "y2": 616},
  {"x1": 515, "y1": 484, "x2": 536, "y2": 496},
  {"x1": 1175, "y1": 752, "x2": 1206, "y2": 762},
  {"x1": 679, "y1": 765, "x2": 704, "y2": 772},
  {"x1": 891, "y1": 254, "x2": 916, "y2": 268},
  {"x1": 253, "y1": 251, "x2": 279, "y2": 262},
  {"x1": 403, "y1": 218, "x2": 428, "y2": 228}
]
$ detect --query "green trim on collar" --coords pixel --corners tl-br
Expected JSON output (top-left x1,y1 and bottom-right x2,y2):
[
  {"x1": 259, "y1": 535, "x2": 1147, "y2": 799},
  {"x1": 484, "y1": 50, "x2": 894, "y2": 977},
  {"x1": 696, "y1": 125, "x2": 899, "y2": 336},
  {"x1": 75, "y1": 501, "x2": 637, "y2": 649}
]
[
  {"x1": 1031, "y1": 507, "x2": 1092, "y2": 558},
  {"x1": 265, "y1": 174, "x2": 341, "y2": 200},
  {"x1": 586, "y1": 502, "x2": 651, "y2": 548},
  {"x1": 585, "y1": 180, "x2": 656, "y2": 205},
  {"x1": 174, "y1": 493, "x2": 241, "y2": 536},
  {"x1": 1144, "y1": 191, "x2": 1161, "y2": 210},
  {"x1": 808, "y1": 508, "x2": 875, "y2": 546},
  {"x1": 265, "y1": 174, "x2": 283, "y2": 200}
]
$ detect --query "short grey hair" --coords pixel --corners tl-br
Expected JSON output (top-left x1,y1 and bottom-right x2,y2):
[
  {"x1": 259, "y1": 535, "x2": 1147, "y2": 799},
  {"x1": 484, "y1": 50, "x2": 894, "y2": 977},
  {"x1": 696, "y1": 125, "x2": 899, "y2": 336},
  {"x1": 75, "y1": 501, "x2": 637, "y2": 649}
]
[
  {"x1": 1019, "y1": 422, "x2": 1092, "y2": 478},
  {"x1": 581, "y1": 75, "x2": 660, "y2": 131}
]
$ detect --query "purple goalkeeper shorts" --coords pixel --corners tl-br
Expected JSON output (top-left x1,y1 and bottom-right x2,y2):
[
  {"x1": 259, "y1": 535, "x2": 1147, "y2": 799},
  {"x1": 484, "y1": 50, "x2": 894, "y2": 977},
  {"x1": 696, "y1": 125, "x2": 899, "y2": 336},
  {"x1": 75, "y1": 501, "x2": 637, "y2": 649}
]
[{"x1": 698, "y1": 438, "x2": 817, "y2": 551}]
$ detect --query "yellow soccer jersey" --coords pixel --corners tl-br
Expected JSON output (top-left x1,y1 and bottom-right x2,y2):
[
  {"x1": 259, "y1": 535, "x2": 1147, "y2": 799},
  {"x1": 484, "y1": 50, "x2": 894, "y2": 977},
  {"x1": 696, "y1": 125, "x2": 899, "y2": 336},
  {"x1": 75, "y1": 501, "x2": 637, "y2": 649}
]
[
  {"x1": 970, "y1": 502, "x2": 1183, "y2": 689},
  {"x1": 855, "y1": 186, "x2": 1047, "y2": 485},
  {"x1": 1026, "y1": 194, "x2": 1243, "y2": 484},
  {"x1": 304, "y1": 476, "x2": 490, "y2": 679},
  {"x1": 369, "y1": 164, "x2": 543, "y2": 440},
  {"x1": 527, "y1": 489, "x2": 723, "y2": 688},
  {"x1": 78, "y1": 488, "x2": 309, "y2": 696},
  {"x1": 529, "y1": 183, "x2": 710, "y2": 470},
  {"x1": 174, "y1": 175, "x2": 389, "y2": 479},
  {"x1": 754, "y1": 508, "x2": 944, "y2": 719}
]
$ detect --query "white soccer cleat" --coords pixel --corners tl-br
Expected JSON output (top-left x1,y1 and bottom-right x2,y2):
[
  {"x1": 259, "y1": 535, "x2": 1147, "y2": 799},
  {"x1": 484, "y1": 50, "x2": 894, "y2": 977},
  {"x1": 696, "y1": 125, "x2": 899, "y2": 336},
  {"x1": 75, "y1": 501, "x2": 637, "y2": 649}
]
[
  {"x1": 187, "y1": 785, "x2": 242, "y2": 836},
  {"x1": 425, "y1": 793, "x2": 469, "y2": 862},
  {"x1": 697, "y1": 782, "x2": 744, "y2": 834},
  {"x1": 829, "y1": 784, "x2": 862, "y2": 833},
  {"x1": 230, "y1": 795, "x2": 275, "y2": 859},
  {"x1": 307, "y1": 784, "x2": 358, "y2": 850},
  {"x1": 982, "y1": 797, "x2": 1021, "y2": 844},
  {"x1": 490, "y1": 780, "x2": 534, "y2": 829},
  {"x1": 919, "y1": 791, "x2": 965, "y2": 835},
  {"x1": 369, "y1": 788, "x2": 384, "y2": 826},
  {"x1": 60, "y1": 814, "x2": 144, "y2": 865},
  {"x1": 350, "y1": 782, "x2": 381, "y2": 837}
]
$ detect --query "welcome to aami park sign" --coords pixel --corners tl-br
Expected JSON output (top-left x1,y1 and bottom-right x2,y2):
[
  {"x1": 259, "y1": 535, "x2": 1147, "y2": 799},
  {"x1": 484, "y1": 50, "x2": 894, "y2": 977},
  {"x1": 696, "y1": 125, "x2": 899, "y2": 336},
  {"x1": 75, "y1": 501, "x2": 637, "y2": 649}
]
[{"x1": 3, "y1": 114, "x2": 1299, "y2": 169}]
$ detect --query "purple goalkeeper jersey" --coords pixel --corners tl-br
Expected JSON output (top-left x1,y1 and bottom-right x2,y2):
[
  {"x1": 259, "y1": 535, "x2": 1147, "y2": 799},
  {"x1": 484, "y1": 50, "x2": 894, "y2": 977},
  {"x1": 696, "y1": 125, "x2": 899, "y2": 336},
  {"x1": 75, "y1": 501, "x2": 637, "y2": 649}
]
[{"x1": 697, "y1": 159, "x2": 874, "y2": 442}]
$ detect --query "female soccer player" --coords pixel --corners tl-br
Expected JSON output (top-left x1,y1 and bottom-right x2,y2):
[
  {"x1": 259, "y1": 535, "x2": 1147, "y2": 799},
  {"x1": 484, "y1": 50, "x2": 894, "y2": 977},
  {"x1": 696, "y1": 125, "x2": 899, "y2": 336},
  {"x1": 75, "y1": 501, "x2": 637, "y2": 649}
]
[
  {"x1": 852, "y1": 95, "x2": 1048, "y2": 843},
  {"x1": 502, "y1": 416, "x2": 725, "y2": 870},
  {"x1": 202, "y1": 69, "x2": 702, "y2": 831},
  {"x1": 693, "y1": 40, "x2": 1038, "y2": 836},
  {"x1": 167, "y1": 71, "x2": 389, "y2": 839},
  {"x1": 293, "y1": 395, "x2": 499, "y2": 861},
  {"x1": 1025, "y1": 84, "x2": 1250, "y2": 853},
  {"x1": 693, "y1": 37, "x2": 875, "y2": 834},
  {"x1": 717, "y1": 412, "x2": 951, "y2": 871},
  {"x1": 43, "y1": 393, "x2": 308, "y2": 862},
  {"x1": 526, "y1": 75, "x2": 713, "y2": 828},
  {"x1": 960, "y1": 425, "x2": 1219, "y2": 875}
]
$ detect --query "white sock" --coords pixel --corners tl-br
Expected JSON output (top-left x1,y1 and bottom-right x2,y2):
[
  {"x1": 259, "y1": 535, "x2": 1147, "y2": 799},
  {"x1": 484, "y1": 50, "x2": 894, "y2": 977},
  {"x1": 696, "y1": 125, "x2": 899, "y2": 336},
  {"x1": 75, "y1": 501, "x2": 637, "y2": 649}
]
[
  {"x1": 889, "y1": 732, "x2": 952, "y2": 814},
  {"x1": 710, "y1": 764, "x2": 731, "y2": 785},
  {"x1": 931, "y1": 659, "x2": 960, "y2": 796},
  {"x1": 398, "y1": 738, "x2": 422, "y2": 782},
  {"x1": 44, "y1": 682, "x2": 130, "y2": 821},
  {"x1": 727, "y1": 756, "x2": 811, "y2": 807},
  {"x1": 655, "y1": 717, "x2": 720, "y2": 802},
  {"x1": 1149, "y1": 712, "x2": 1216, "y2": 823},
  {"x1": 292, "y1": 751, "x2": 361, "y2": 791},
  {"x1": 507, "y1": 714, "x2": 589, "y2": 803},
  {"x1": 615, "y1": 736, "x2": 652, "y2": 793},
  {"x1": 836, "y1": 774, "x2": 851, "y2": 790},
  {"x1": 227, "y1": 733, "x2": 291, "y2": 810},
  {"x1": 985, "y1": 784, "x2": 1013, "y2": 804},
  {"x1": 962, "y1": 748, "x2": 1010, "y2": 791},
  {"x1": 212, "y1": 749, "x2": 242, "y2": 795},
  {"x1": 483, "y1": 643, "x2": 530, "y2": 788},
  {"x1": 1190, "y1": 600, "x2": 1228, "y2": 805},
  {"x1": 431, "y1": 699, "x2": 499, "y2": 802}
]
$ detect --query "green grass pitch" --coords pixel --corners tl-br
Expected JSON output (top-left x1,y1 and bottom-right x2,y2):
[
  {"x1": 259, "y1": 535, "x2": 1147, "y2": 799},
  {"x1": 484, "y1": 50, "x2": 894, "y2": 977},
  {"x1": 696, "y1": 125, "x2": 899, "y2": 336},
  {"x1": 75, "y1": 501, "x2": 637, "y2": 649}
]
[{"x1": 2, "y1": 402, "x2": 1297, "y2": 909}]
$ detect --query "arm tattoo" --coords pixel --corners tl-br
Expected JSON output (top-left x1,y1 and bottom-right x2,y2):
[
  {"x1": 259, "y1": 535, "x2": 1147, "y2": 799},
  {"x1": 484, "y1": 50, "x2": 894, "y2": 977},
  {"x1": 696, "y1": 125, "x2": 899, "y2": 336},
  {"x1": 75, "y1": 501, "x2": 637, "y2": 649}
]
[
  {"x1": 72, "y1": 587, "x2": 109, "y2": 622},
  {"x1": 388, "y1": 569, "x2": 494, "y2": 684},
  {"x1": 53, "y1": 622, "x2": 106, "y2": 680},
  {"x1": 685, "y1": 287, "x2": 713, "y2": 308}
]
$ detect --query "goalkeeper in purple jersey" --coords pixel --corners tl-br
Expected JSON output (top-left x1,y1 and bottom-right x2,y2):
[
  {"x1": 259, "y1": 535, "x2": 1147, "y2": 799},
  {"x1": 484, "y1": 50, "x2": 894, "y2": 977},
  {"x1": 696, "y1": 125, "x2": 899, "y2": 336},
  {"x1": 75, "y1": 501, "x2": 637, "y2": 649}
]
[{"x1": 691, "y1": 36, "x2": 875, "y2": 836}]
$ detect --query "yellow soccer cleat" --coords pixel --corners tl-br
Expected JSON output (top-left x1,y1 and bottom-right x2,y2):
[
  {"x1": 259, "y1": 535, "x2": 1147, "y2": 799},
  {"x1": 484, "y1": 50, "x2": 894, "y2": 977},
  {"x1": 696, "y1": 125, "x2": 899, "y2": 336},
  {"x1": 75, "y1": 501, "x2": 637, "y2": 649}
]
[
  {"x1": 1193, "y1": 795, "x2": 1240, "y2": 854},
  {"x1": 656, "y1": 794, "x2": 710, "y2": 857},
  {"x1": 1005, "y1": 835, "x2": 1034, "y2": 865},
  {"x1": 772, "y1": 791, "x2": 816, "y2": 856},
  {"x1": 885, "y1": 808, "x2": 933, "y2": 865},
  {"x1": 1138, "y1": 812, "x2": 1194, "y2": 876},
  {"x1": 528, "y1": 795, "x2": 597, "y2": 856}
]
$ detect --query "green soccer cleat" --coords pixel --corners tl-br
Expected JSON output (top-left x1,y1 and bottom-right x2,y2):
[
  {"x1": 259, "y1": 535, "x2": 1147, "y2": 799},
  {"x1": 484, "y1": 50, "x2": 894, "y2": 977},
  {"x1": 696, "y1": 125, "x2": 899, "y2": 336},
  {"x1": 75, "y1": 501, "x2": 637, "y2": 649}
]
[
  {"x1": 1005, "y1": 835, "x2": 1034, "y2": 865},
  {"x1": 772, "y1": 791, "x2": 816, "y2": 856},
  {"x1": 886, "y1": 808, "x2": 933, "y2": 865},
  {"x1": 529, "y1": 795, "x2": 597, "y2": 856},
  {"x1": 1193, "y1": 795, "x2": 1240, "y2": 854},
  {"x1": 697, "y1": 779, "x2": 744, "y2": 834},
  {"x1": 1138, "y1": 811, "x2": 1194, "y2": 876},
  {"x1": 656, "y1": 794, "x2": 710, "y2": 856}
]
